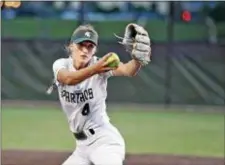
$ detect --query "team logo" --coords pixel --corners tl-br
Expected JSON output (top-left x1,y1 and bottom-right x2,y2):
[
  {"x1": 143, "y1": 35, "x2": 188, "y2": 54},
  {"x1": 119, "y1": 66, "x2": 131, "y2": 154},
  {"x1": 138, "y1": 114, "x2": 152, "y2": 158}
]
[
  {"x1": 85, "y1": 31, "x2": 91, "y2": 38},
  {"x1": 61, "y1": 88, "x2": 94, "y2": 103}
]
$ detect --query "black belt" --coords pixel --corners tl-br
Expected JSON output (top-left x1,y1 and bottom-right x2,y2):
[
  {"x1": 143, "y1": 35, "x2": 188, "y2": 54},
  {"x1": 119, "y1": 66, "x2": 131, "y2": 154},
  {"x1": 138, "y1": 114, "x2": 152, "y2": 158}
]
[{"x1": 73, "y1": 128, "x2": 95, "y2": 140}]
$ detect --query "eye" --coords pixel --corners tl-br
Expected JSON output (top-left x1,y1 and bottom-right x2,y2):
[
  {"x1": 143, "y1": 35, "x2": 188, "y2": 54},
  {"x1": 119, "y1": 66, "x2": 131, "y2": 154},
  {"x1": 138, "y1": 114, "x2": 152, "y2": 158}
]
[
  {"x1": 88, "y1": 44, "x2": 94, "y2": 49},
  {"x1": 78, "y1": 43, "x2": 84, "y2": 48}
]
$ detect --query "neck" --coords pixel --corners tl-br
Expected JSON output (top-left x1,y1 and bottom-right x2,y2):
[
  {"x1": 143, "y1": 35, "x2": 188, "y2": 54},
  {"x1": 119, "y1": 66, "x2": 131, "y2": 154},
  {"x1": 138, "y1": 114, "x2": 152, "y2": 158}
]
[{"x1": 73, "y1": 59, "x2": 89, "y2": 70}]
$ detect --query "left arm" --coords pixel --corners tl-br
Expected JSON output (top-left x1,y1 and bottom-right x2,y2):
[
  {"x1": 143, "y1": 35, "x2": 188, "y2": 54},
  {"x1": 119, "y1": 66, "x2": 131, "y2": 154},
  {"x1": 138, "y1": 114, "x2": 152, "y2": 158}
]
[{"x1": 112, "y1": 59, "x2": 141, "y2": 77}]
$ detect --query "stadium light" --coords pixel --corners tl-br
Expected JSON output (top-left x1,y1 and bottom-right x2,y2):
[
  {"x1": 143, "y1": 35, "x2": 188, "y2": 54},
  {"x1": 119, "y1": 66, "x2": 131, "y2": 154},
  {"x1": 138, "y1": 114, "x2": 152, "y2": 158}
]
[
  {"x1": 4, "y1": 1, "x2": 14, "y2": 7},
  {"x1": 4, "y1": 1, "x2": 21, "y2": 8},
  {"x1": 12, "y1": 1, "x2": 21, "y2": 8}
]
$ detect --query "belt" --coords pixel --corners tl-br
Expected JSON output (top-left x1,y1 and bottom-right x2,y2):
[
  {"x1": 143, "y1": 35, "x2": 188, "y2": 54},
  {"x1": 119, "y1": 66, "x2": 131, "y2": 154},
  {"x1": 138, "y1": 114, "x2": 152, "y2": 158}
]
[{"x1": 73, "y1": 128, "x2": 95, "y2": 140}]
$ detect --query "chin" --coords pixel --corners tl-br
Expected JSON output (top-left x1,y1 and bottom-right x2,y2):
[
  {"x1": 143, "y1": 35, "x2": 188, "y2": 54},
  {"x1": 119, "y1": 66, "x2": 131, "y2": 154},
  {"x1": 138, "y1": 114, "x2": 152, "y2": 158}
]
[{"x1": 80, "y1": 59, "x2": 91, "y2": 66}]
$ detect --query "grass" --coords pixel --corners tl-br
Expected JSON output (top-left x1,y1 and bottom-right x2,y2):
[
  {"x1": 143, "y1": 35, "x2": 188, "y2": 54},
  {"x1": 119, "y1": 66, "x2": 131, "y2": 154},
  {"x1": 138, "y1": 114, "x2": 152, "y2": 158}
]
[{"x1": 1, "y1": 107, "x2": 224, "y2": 157}]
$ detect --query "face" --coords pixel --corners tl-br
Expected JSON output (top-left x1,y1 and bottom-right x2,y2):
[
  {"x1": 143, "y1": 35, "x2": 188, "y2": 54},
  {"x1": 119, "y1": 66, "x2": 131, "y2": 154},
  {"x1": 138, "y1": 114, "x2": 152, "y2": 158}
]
[{"x1": 70, "y1": 41, "x2": 96, "y2": 66}]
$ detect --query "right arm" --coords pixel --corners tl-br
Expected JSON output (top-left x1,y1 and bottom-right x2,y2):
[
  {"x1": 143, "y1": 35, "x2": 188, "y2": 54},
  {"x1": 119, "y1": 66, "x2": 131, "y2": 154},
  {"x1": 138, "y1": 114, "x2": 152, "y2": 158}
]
[
  {"x1": 57, "y1": 65, "x2": 98, "y2": 85},
  {"x1": 54, "y1": 54, "x2": 113, "y2": 86}
]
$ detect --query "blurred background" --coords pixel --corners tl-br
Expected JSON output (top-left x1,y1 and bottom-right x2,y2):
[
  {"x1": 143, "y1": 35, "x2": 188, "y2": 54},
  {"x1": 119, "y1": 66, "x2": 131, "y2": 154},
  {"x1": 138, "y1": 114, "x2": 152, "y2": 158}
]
[
  {"x1": 1, "y1": 1, "x2": 225, "y2": 106},
  {"x1": 1, "y1": 1, "x2": 225, "y2": 165}
]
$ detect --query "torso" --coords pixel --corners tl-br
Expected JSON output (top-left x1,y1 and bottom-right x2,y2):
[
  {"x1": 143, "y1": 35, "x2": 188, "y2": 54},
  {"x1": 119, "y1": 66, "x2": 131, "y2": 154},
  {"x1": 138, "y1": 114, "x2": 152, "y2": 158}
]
[{"x1": 56, "y1": 56, "x2": 111, "y2": 133}]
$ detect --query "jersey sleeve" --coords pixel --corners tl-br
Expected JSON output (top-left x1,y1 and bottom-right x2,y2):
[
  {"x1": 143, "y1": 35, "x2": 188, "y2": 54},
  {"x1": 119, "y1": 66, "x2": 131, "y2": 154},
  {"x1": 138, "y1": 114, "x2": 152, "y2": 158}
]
[
  {"x1": 99, "y1": 70, "x2": 114, "y2": 79},
  {"x1": 52, "y1": 58, "x2": 67, "y2": 86}
]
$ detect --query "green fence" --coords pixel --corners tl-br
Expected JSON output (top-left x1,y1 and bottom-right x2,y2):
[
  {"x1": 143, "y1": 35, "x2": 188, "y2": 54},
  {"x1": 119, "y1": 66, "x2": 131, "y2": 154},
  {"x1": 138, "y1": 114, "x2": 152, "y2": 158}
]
[{"x1": 1, "y1": 39, "x2": 224, "y2": 105}]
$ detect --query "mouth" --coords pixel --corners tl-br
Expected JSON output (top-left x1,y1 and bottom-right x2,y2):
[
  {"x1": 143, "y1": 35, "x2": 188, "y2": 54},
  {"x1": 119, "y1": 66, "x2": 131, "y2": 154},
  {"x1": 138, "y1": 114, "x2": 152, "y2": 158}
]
[{"x1": 81, "y1": 54, "x2": 88, "y2": 59}]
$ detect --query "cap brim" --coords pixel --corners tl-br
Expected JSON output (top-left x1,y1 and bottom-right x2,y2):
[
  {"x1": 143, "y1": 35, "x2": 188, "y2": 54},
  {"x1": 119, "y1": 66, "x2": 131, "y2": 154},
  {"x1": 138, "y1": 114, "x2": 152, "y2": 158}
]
[{"x1": 73, "y1": 38, "x2": 97, "y2": 45}]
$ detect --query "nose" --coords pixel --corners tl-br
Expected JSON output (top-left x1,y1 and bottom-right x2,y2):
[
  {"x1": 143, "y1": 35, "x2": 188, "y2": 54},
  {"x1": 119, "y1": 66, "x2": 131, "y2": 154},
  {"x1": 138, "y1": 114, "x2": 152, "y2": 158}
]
[{"x1": 81, "y1": 46, "x2": 88, "y2": 53}]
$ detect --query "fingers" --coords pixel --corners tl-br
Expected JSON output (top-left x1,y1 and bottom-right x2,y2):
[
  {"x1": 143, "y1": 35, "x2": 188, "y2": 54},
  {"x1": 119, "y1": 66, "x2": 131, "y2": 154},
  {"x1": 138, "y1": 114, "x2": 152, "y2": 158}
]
[
  {"x1": 133, "y1": 42, "x2": 150, "y2": 52},
  {"x1": 102, "y1": 52, "x2": 113, "y2": 61},
  {"x1": 96, "y1": 52, "x2": 119, "y2": 73},
  {"x1": 98, "y1": 67, "x2": 114, "y2": 74},
  {"x1": 135, "y1": 35, "x2": 150, "y2": 45},
  {"x1": 101, "y1": 52, "x2": 116, "y2": 66},
  {"x1": 103, "y1": 61, "x2": 109, "y2": 67}
]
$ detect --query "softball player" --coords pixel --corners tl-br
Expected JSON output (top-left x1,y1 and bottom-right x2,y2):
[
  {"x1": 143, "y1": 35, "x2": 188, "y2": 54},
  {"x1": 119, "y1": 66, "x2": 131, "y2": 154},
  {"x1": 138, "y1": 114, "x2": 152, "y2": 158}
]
[{"x1": 49, "y1": 23, "x2": 151, "y2": 165}]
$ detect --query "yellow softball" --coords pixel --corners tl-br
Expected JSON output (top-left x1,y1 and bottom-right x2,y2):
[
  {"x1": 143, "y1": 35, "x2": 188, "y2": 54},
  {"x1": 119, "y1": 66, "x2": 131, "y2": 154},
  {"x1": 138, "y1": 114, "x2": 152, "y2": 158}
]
[{"x1": 106, "y1": 52, "x2": 120, "y2": 68}]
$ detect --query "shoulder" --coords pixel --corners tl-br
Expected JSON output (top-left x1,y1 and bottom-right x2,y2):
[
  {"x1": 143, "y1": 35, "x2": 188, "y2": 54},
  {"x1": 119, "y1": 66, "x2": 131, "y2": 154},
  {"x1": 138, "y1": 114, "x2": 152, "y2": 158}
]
[
  {"x1": 53, "y1": 57, "x2": 70, "y2": 65},
  {"x1": 52, "y1": 57, "x2": 72, "y2": 72}
]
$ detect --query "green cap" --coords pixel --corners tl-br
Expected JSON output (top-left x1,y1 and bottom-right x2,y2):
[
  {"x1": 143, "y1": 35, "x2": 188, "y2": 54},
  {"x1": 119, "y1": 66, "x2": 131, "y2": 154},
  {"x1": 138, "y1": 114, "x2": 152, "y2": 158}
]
[{"x1": 70, "y1": 29, "x2": 98, "y2": 45}]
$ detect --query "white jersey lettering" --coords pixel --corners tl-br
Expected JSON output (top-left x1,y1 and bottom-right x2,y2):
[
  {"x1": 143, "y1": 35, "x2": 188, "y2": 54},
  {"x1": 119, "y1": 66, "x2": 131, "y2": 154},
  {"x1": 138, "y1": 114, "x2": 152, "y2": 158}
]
[{"x1": 52, "y1": 56, "x2": 113, "y2": 133}]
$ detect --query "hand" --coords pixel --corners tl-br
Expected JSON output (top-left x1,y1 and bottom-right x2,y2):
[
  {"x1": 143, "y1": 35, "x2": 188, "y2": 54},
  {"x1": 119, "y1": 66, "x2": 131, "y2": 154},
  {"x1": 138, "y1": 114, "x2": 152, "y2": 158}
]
[
  {"x1": 131, "y1": 41, "x2": 151, "y2": 66},
  {"x1": 115, "y1": 23, "x2": 151, "y2": 66},
  {"x1": 93, "y1": 52, "x2": 115, "y2": 74}
]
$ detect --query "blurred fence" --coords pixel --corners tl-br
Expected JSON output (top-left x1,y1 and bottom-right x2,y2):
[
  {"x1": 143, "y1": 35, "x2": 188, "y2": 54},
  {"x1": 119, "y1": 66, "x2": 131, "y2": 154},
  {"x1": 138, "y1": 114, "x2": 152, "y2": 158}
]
[
  {"x1": 2, "y1": 38, "x2": 224, "y2": 106},
  {"x1": 2, "y1": 19, "x2": 225, "y2": 42}
]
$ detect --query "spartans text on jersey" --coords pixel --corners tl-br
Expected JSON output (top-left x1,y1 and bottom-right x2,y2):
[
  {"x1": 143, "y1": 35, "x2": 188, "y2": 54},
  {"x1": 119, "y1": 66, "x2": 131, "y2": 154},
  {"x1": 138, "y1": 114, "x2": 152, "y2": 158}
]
[{"x1": 61, "y1": 88, "x2": 94, "y2": 103}]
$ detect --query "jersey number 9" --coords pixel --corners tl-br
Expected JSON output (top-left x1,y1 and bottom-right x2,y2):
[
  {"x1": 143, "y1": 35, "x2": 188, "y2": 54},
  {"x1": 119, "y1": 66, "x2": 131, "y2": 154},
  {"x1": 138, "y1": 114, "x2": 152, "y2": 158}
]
[{"x1": 81, "y1": 103, "x2": 90, "y2": 116}]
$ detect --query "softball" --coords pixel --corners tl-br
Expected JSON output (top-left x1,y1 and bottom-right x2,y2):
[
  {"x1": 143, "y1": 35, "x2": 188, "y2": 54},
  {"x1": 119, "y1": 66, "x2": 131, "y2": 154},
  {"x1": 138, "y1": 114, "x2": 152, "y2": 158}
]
[{"x1": 107, "y1": 52, "x2": 120, "y2": 68}]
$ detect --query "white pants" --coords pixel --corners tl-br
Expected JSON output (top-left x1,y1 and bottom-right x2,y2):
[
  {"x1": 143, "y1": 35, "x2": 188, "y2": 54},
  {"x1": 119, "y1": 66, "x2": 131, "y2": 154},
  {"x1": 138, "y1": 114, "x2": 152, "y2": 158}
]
[{"x1": 62, "y1": 123, "x2": 125, "y2": 165}]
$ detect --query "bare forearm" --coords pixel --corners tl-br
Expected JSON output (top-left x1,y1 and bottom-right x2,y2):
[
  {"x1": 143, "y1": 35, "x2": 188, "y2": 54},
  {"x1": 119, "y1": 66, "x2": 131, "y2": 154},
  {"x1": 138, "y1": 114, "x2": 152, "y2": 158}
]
[
  {"x1": 113, "y1": 59, "x2": 142, "y2": 77},
  {"x1": 126, "y1": 59, "x2": 141, "y2": 76},
  {"x1": 61, "y1": 65, "x2": 97, "y2": 85}
]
